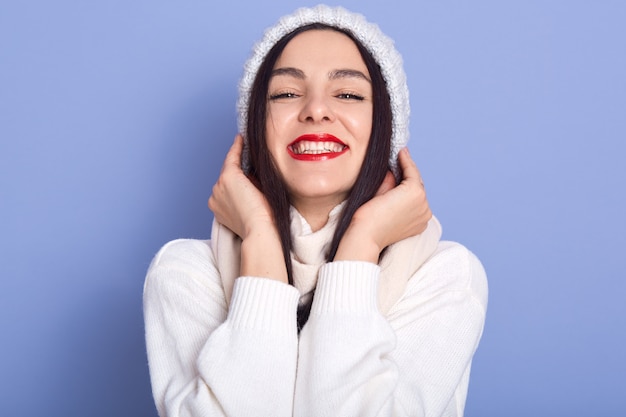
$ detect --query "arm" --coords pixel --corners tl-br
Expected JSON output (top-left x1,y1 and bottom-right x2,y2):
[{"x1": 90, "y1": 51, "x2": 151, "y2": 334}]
[
  {"x1": 294, "y1": 149, "x2": 488, "y2": 416},
  {"x1": 144, "y1": 240, "x2": 300, "y2": 417},
  {"x1": 208, "y1": 135, "x2": 288, "y2": 283},
  {"x1": 144, "y1": 136, "x2": 298, "y2": 416},
  {"x1": 294, "y1": 244, "x2": 487, "y2": 416}
]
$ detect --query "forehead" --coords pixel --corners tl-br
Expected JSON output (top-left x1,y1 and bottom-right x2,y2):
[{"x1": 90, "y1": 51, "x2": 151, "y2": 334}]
[{"x1": 274, "y1": 29, "x2": 368, "y2": 72}]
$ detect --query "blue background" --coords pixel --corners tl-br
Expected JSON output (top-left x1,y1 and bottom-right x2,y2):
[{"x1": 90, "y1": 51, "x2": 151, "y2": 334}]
[{"x1": 1, "y1": 1, "x2": 624, "y2": 416}]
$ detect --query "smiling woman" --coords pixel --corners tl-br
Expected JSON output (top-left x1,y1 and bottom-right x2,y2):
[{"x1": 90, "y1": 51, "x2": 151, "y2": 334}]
[
  {"x1": 265, "y1": 29, "x2": 374, "y2": 227},
  {"x1": 143, "y1": 5, "x2": 488, "y2": 417}
]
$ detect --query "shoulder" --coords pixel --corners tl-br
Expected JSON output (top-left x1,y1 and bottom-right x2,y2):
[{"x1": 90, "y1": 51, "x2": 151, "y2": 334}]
[
  {"x1": 409, "y1": 241, "x2": 488, "y2": 311},
  {"x1": 144, "y1": 239, "x2": 224, "y2": 302},
  {"x1": 148, "y1": 238, "x2": 215, "y2": 270}
]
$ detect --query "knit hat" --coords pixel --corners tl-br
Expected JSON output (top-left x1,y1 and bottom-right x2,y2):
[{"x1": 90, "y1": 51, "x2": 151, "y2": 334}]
[{"x1": 237, "y1": 4, "x2": 410, "y2": 177}]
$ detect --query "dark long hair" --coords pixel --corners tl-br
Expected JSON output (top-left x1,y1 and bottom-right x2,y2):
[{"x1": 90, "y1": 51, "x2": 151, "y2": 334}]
[{"x1": 246, "y1": 24, "x2": 393, "y2": 329}]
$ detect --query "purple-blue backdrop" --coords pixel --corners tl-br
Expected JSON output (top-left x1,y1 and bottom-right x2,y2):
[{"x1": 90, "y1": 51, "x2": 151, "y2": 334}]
[{"x1": 2, "y1": 1, "x2": 624, "y2": 416}]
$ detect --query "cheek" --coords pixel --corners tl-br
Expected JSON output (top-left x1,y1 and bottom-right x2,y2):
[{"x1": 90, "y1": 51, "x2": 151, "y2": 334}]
[
  {"x1": 352, "y1": 120, "x2": 373, "y2": 155},
  {"x1": 265, "y1": 106, "x2": 296, "y2": 138},
  {"x1": 346, "y1": 107, "x2": 373, "y2": 138}
]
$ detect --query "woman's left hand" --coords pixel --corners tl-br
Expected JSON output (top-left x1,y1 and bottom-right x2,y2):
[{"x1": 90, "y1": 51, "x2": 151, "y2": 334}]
[{"x1": 334, "y1": 148, "x2": 432, "y2": 263}]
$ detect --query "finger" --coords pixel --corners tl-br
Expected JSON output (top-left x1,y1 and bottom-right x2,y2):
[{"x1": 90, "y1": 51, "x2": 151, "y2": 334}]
[
  {"x1": 223, "y1": 134, "x2": 244, "y2": 171},
  {"x1": 398, "y1": 147, "x2": 423, "y2": 186},
  {"x1": 208, "y1": 193, "x2": 215, "y2": 210}
]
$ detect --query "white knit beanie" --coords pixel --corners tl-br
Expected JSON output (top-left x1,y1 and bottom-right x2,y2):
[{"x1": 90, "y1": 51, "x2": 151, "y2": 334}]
[{"x1": 237, "y1": 4, "x2": 410, "y2": 177}]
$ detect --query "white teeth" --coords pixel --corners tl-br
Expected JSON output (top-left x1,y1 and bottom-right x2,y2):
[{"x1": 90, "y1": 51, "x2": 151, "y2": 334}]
[{"x1": 292, "y1": 140, "x2": 345, "y2": 155}]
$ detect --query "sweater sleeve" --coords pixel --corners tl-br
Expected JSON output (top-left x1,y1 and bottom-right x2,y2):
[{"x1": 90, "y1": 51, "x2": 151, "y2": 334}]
[
  {"x1": 293, "y1": 241, "x2": 488, "y2": 417},
  {"x1": 143, "y1": 239, "x2": 301, "y2": 417}
]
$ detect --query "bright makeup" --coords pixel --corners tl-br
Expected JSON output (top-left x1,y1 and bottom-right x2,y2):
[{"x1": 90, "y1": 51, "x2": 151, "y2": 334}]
[{"x1": 287, "y1": 133, "x2": 348, "y2": 161}]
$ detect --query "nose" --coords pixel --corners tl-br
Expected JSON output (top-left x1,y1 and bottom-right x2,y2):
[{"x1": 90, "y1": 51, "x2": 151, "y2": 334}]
[{"x1": 298, "y1": 93, "x2": 335, "y2": 123}]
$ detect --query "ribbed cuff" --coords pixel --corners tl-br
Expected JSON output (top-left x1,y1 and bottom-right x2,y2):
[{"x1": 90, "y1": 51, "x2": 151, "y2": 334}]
[
  {"x1": 311, "y1": 261, "x2": 380, "y2": 315},
  {"x1": 228, "y1": 277, "x2": 300, "y2": 338}
]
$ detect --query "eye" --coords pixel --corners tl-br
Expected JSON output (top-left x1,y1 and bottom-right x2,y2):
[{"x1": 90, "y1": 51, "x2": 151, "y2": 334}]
[
  {"x1": 336, "y1": 92, "x2": 365, "y2": 101},
  {"x1": 269, "y1": 91, "x2": 300, "y2": 100}
]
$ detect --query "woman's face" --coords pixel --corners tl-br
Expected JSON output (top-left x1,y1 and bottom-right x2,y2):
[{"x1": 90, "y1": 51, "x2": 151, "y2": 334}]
[{"x1": 266, "y1": 29, "x2": 373, "y2": 211}]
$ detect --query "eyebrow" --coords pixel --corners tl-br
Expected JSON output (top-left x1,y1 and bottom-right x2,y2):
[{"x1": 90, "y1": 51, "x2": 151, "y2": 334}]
[
  {"x1": 329, "y1": 69, "x2": 371, "y2": 83},
  {"x1": 271, "y1": 67, "x2": 305, "y2": 79},
  {"x1": 271, "y1": 67, "x2": 371, "y2": 83}
]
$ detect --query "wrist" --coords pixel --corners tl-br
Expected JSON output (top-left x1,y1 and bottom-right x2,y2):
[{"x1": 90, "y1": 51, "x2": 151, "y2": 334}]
[
  {"x1": 334, "y1": 228, "x2": 381, "y2": 263},
  {"x1": 241, "y1": 212, "x2": 279, "y2": 240},
  {"x1": 240, "y1": 225, "x2": 288, "y2": 283},
  {"x1": 243, "y1": 220, "x2": 279, "y2": 240}
]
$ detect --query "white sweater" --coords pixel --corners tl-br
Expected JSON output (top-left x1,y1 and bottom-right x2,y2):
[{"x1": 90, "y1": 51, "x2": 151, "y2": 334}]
[{"x1": 144, "y1": 232, "x2": 487, "y2": 417}]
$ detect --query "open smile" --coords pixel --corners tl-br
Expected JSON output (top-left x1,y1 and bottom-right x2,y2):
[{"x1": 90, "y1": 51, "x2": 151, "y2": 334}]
[{"x1": 287, "y1": 133, "x2": 348, "y2": 161}]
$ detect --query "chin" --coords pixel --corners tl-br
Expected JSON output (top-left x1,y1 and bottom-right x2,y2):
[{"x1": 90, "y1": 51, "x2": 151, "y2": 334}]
[{"x1": 288, "y1": 181, "x2": 351, "y2": 203}]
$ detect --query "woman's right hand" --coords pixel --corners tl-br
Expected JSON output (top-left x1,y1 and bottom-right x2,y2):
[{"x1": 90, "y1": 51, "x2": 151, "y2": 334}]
[
  {"x1": 209, "y1": 135, "x2": 288, "y2": 283},
  {"x1": 208, "y1": 135, "x2": 275, "y2": 240}
]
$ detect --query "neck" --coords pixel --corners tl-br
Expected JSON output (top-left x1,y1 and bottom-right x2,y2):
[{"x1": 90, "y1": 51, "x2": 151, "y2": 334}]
[{"x1": 291, "y1": 195, "x2": 343, "y2": 232}]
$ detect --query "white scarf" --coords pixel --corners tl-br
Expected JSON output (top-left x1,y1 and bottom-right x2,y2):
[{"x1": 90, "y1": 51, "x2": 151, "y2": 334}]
[{"x1": 210, "y1": 204, "x2": 442, "y2": 315}]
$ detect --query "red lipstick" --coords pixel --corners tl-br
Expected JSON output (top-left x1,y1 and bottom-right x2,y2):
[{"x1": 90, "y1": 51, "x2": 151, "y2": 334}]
[{"x1": 287, "y1": 133, "x2": 348, "y2": 161}]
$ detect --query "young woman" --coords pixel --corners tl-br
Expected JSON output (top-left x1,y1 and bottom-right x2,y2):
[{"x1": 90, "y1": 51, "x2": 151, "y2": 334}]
[{"x1": 144, "y1": 5, "x2": 487, "y2": 416}]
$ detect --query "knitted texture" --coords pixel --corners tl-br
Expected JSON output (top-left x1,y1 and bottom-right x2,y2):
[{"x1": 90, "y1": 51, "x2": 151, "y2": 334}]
[{"x1": 237, "y1": 4, "x2": 410, "y2": 177}]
